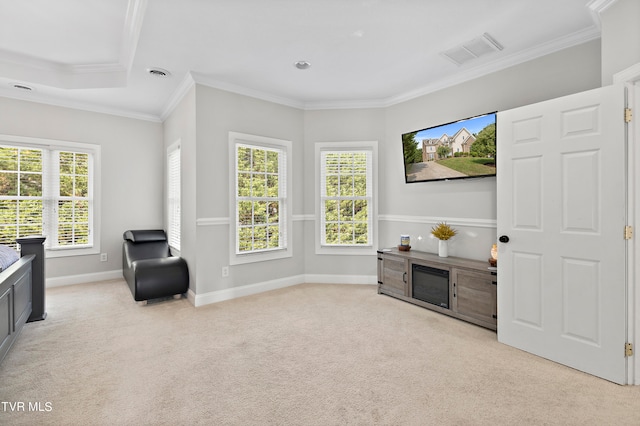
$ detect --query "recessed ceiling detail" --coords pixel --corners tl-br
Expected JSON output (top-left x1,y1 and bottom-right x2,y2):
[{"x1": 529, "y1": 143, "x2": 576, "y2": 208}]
[
  {"x1": 0, "y1": 0, "x2": 147, "y2": 89},
  {"x1": 441, "y1": 33, "x2": 505, "y2": 66},
  {"x1": 0, "y1": 1, "x2": 602, "y2": 120}
]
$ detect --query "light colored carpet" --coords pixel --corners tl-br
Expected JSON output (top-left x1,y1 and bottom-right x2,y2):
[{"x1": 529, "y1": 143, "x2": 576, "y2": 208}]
[{"x1": 1, "y1": 280, "x2": 639, "y2": 425}]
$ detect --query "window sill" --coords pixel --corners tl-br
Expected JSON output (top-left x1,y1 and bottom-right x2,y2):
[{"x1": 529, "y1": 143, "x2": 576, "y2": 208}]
[
  {"x1": 45, "y1": 246, "x2": 99, "y2": 258},
  {"x1": 230, "y1": 247, "x2": 292, "y2": 265},
  {"x1": 315, "y1": 245, "x2": 376, "y2": 256}
]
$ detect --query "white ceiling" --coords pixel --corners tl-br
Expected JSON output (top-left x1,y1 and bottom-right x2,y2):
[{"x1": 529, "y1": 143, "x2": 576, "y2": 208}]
[{"x1": 0, "y1": 0, "x2": 604, "y2": 121}]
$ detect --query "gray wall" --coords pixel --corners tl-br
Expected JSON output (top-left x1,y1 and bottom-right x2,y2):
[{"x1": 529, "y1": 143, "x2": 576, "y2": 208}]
[
  {"x1": 302, "y1": 108, "x2": 386, "y2": 275},
  {"x1": 378, "y1": 40, "x2": 601, "y2": 261},
  {"x1": 162, "y1": 85, "x2": 197, "y2": 291},
  {"x1": 0, "y1": 97, "x2": 164, "y2": 279},
  {"x1": 298, "y1": 40, "x2": 602, "y2": 277},
  {"x1": 190, "y1": 85, "x2": 306, "y2": 295},
  {"x1": 601, "y1": 0, "x2": 640, "y2": 85},
  {"x1": 0, "y1": 38, "x2": 603, "y2": 289},
  {"x1": 163, "y1": 40, "x2": 603, "y2": 297}
]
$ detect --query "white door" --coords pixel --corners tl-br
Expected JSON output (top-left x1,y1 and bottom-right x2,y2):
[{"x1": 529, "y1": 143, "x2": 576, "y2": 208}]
[{"x1": 497, "y1": 84, "x2": 628, "y2": 384}]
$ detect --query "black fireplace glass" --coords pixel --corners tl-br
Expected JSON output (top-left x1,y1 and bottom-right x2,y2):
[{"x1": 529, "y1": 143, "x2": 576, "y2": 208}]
[{"x1": 412, "y1": 264, "x2": 449, "y2": 309}]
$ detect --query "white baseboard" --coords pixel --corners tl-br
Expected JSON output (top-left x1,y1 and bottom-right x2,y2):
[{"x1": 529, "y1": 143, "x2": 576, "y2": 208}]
[
  {"x1": 193, "y1": 274, "x2": 377, "y2": 307},
  {"x1": 193, "y1": 274, "x2": 306, "y2": 307},
  {"x1": 46, "y1": 269, "x2": 124, "y2": 288},
  {"x1": 47, "y1": 270, "x2": 376, "y2": 305},
  {"x1": 304, "y1": 274, "x2": 377, "y2": 285}
]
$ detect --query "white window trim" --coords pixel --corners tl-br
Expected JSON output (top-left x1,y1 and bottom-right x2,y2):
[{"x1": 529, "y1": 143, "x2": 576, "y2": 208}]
[
  {"x1": 0, "y1": 134, "x2": 101, "y2": 258},
  {"x1": 228, "y1": 132, "x2": 292, "y2": 265},
  {"x1": 167, "y1": 140, "x2": 181, "y2": 254},
  {"x1": 315, "y1": 141, "x2": 378, "y2": 256}
]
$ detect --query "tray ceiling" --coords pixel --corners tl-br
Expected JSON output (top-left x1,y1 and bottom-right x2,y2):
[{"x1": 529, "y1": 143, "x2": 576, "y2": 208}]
[{"x1": 0, "y1": 0, "x2": 605, "y2": 121}]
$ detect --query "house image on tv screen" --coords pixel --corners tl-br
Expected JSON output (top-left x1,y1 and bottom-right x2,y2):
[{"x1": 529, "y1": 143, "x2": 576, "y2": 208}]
[
  {"x1": 422, "y1": 127, "x2": 476, "y2": 162},
  {"x1": 401, "y1": 111, "x2": 496, "y2": 183}
]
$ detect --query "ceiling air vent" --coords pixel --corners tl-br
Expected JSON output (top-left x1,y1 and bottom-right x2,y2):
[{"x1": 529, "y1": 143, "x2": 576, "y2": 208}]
[
  {"x1": 146, "y1": 67, "x2": 171, "y2": 78},
  {"x1": 441, "y1": 33, "x2": 504, "y2": 66},
  {"x1": 10, "y1": 83, "x2": 34, "y2": 91}
]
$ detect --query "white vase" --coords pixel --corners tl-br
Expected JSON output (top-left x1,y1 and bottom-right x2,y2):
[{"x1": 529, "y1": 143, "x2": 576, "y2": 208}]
[{"x1": 438, "y1": 239, "x2": 448, "y2": 257}]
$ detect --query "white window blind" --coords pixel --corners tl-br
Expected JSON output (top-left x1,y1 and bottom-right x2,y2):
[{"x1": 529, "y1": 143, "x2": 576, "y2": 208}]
[
  {"x1": 167, "y1": 145, "x2": 181, "y2": 250},
  {"x1": 0, "y1": 144, "x2": 95, "y2": 251},
  {"x1": 320, "y1": 150, "x2": 372, "y2": 247},
  {"x1": 49, "y1": 150, "x2": 92, "y2": 248}
]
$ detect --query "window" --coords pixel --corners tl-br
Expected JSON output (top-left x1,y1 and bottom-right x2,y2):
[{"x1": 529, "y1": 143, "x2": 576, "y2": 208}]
[
  {"x1": 229, "y1": 132, "x2": 292, "y2": 265},
  {"x1": 55, "y1": 151, "x2": 91, "y2": 247},
  {"x1": 167, "y1": 142, "x2": 181, "y2": 251},
  {"x1": 316, "y1": 141, "x2": 377, "y2": 255},
  {"x1": 0, "y1": 135, "x2": 100, "y2": 256},
  {"x1": 0, "y1": 147, "x2": 44, "y2": 247}
]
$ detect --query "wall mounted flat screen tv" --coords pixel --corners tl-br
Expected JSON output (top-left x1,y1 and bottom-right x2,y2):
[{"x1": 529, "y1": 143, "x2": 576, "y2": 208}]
[{"x1": 402, "y1": 112, "x2": 497, "y2": 183}]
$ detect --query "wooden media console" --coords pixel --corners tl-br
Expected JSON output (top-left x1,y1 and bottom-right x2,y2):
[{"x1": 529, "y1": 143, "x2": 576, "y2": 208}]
[{"x1": 377, "y1": 248, "x2": 497, "y2": 331}]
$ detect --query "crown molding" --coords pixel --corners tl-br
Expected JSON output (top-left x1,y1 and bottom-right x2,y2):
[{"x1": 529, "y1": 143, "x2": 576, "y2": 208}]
[
  {"x1": 154, "y1": 21, "x2": 599, "y2": 121},
  {"x1": 159, "y1": 71, "x2": 196, "y2": 121},
  {"x1": 120, "y1": 0, "x2": 148, "y2": 70},
  {"x1": 587, "y1": 0, "x2": 619, "y2": 27},
  {"x1": 303, "y1": 25, "x2": 600, "y2": 111},
  {"x1": 0, "y1": 1, "x2": 603, "y2": 122},
  {"x1": 0, "y1": 86, "x2": 161, "y2": 122},
  {"x1": 380, "y1": 26, "x2": 600, "y2": 110},
  {"x1": 0, "y1": 0, "x2": 146, "y2": 90},
  {"x1": 613, "y1": 62, "x2": 640, "y2": 84},
  {"x1": 190, "y1": 72, "x2": 306, "y2": 110}
]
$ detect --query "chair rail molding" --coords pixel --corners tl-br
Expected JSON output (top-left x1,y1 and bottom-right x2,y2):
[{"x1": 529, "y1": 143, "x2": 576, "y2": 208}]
[
  {"x1": 379, "y1": 214, "x2": 496, "y2": 229},
  {"x1": 197, "y1": 215, "x2": 310, "y2": 226},
  {"x1": 196, "y1": 217, "x2": 230, "y2": 226}
]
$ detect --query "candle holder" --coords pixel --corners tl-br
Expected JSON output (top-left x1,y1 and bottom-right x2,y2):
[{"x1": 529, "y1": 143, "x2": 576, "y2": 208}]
[{"x1": 489, "y1": 243, "x2": 498, "y2": 267}]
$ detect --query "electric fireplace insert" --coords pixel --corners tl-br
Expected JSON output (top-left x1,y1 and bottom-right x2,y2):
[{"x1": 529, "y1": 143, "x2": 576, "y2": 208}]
[{"x1": 412, "y1": 264, "x2": 449, "y2": 309}]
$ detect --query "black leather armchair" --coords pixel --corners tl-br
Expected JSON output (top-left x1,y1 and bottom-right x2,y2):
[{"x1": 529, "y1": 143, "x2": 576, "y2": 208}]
[{"x1": 122, "y1": 230, "x2": 189, "y2": 302}]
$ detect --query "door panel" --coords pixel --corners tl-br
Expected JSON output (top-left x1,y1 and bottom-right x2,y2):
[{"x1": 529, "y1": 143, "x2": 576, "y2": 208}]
[
  {"x1": 381, "y1": 255, "x2": 407, "y2": 296},
  {"x1": 497, "y1": 84, "x2": 627, "y2": 384},
  {"x1": 512, "y1": 156, "x2": 542, "y2": 230},
  {"x1": 512, "y1": 252, "x2": 543, "y2": 328}
]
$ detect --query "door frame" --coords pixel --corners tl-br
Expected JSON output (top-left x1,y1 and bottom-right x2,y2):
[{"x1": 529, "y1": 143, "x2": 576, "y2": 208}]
[{"x1": 614, "y1": 62, "x2": 640, "y2": 385}]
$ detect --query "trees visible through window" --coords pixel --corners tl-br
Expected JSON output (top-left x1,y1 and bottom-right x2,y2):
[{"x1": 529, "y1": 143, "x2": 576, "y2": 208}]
[
  {"x1": 235, "y1": 144, "x2": 285, "y2": 253},
  {"x1": 0, "y1": 147, "x2": 43, "y2": 247},
  {"x1": 0, "y1": 145, "x2": 93, "y2": 250},
  {"x1": 57, "y1": 151, "x2": 90, "y2": 246},
  {"x1": 320, "y1": 150, "x2": 372, "y2": 246}
]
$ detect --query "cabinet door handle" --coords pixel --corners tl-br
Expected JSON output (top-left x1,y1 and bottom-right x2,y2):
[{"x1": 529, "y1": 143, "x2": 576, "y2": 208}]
[{"x1": 403, "y1": 272, "x2": 407, "y2": 283}]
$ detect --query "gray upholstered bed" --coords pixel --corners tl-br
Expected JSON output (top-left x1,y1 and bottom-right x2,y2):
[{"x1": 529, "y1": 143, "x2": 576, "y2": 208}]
[{"x1": 0, "y1": 236, "x2": 46, "y2": 365}]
